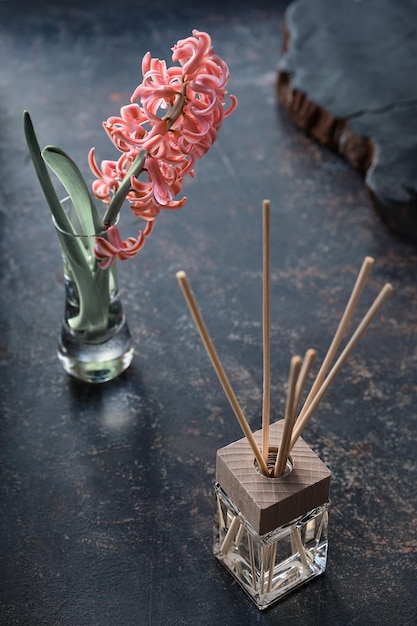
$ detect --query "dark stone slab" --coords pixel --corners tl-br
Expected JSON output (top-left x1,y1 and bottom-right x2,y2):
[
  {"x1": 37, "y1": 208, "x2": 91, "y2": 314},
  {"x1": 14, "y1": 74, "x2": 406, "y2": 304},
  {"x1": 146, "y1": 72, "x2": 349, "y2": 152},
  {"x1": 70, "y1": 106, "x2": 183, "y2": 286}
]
[{"x1": 277, "y1": 0, "x2": 417, "y2": 243}]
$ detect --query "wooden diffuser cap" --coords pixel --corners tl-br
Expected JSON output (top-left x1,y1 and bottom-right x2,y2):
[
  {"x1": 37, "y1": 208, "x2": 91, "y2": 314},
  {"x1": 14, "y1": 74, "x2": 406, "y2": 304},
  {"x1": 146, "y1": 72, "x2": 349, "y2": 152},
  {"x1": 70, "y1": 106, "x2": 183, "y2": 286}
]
[{"x1": 216, "y1": 420, "x2": 331, "y2": 535}]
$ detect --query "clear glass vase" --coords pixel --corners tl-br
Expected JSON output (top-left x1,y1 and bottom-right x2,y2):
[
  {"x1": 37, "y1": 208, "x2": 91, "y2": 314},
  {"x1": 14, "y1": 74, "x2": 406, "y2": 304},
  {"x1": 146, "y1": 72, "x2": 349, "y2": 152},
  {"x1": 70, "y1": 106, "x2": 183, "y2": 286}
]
[
  {"x1": 214, "y1": 420, "x2": 332, "y2": 610},
  {"x1": 53, "y1": 204, "x2": 134, "y2": 383}
]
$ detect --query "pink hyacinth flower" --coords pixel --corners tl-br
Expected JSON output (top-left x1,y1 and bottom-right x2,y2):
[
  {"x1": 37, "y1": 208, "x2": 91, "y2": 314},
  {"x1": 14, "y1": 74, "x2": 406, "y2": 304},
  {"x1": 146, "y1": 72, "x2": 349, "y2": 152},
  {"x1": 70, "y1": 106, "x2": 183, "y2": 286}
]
[
  {"x1": 103, "y1": 103, "x2": 148, "y2": 153},
  {"x1": 171, "y1": 30, "x2": 212, "y2": 79},
  {"x1": 94, "y1": 222, "x2": 153, "y2": 269},
  {"x1": 88, "y1": 149, "x2": 125, "y2": 203}
]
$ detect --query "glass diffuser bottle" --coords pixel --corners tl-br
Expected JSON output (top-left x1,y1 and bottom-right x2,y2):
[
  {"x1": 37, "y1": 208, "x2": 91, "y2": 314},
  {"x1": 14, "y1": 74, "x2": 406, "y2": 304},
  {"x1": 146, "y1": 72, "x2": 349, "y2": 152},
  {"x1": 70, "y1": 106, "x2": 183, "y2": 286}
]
[{"x1": 213, "y1": 420, "x2": 331, "y2": 610}]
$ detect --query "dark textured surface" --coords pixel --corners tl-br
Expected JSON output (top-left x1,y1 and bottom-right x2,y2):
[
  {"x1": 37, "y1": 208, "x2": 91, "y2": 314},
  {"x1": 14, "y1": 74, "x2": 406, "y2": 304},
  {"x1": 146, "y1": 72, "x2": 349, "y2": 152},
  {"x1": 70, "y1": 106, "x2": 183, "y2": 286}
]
[
  {"x1": 278, "y1": 0, "x2": 417, "y2": 242},
  {"x1": 1, "y1": 1, "x2": 416, "y2": 624}
]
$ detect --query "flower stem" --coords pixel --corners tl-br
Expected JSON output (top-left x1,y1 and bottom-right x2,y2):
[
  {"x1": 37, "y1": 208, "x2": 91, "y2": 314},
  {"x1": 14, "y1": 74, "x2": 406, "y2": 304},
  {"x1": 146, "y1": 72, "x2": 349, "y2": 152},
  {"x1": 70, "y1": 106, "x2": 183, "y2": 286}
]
[
  {"x1": 164, "y1": 81, "x2": 187, "y2": 130},
  {"x1": 102, "y1": 150, "x2": 147, "y2": 227}
]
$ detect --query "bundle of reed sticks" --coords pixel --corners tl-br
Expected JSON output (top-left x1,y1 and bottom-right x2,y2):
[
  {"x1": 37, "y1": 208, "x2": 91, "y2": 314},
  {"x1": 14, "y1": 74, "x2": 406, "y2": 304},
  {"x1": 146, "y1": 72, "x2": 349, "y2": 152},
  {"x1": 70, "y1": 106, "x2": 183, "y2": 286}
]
[{"x1": 176, "y1": 200, "x2": 393, "y2": 478}]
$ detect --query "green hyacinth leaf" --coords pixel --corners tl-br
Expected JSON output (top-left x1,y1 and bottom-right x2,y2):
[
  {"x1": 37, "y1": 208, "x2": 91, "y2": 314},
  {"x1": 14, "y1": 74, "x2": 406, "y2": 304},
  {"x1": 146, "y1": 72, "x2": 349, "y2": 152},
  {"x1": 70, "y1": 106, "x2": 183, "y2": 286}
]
[
  {"x1": 56, "y1": 226, "x2": 111, "y2": 336},
  {"x1": 41, "y1": 145, "x2": 102, "y2": 245},
  {"x1": 40, "y1": 145, "x2": 110, "y2": 332},
  {"x1": 24, "y1": 112, "x2": 111, "y2": 335},
  {"x1": 24, "y1": 111, "x2": 76, "y2": 236},
  {"x1": 24, "y1": 111, "x2": 91, "y2": 282}
]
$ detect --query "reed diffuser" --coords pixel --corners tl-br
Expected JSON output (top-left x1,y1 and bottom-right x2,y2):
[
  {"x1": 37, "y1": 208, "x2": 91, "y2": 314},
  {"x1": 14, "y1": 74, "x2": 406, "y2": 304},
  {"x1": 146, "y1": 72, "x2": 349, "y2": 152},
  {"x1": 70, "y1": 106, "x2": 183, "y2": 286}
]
[{"x1": 176, "y1": 200, "x2": 392, "y2": 609}]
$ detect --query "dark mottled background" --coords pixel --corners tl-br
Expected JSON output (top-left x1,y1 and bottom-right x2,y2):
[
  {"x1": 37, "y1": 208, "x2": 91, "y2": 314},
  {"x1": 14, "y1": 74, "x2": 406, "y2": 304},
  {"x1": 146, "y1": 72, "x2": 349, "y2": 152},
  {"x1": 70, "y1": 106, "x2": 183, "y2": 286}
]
[{"x1": 0, "y1": 1, "x2": 416, "y2": 624}]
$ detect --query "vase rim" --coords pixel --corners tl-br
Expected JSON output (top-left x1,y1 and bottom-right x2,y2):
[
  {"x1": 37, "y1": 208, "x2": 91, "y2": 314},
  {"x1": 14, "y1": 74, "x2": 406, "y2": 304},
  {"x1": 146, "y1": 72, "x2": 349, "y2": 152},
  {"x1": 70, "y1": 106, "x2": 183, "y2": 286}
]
[{"x1": 52, "y1": 196, "x2": 119, "y2": 238}]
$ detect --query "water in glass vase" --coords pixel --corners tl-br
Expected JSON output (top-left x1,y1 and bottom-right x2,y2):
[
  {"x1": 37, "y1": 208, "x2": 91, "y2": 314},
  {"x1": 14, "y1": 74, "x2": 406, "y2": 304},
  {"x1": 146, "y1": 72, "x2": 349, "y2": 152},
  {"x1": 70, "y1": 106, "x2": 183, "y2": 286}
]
[{"x1": 57, "y1": 260, "x2": 134, "y2": 383}]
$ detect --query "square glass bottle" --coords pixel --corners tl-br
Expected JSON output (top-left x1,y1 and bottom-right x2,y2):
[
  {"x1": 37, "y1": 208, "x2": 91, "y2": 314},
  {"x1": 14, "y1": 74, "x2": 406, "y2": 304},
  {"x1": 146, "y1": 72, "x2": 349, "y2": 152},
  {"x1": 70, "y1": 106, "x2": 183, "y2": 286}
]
[{"x1": 213, "y1": 420, "x2": 331, "y2": 610}]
